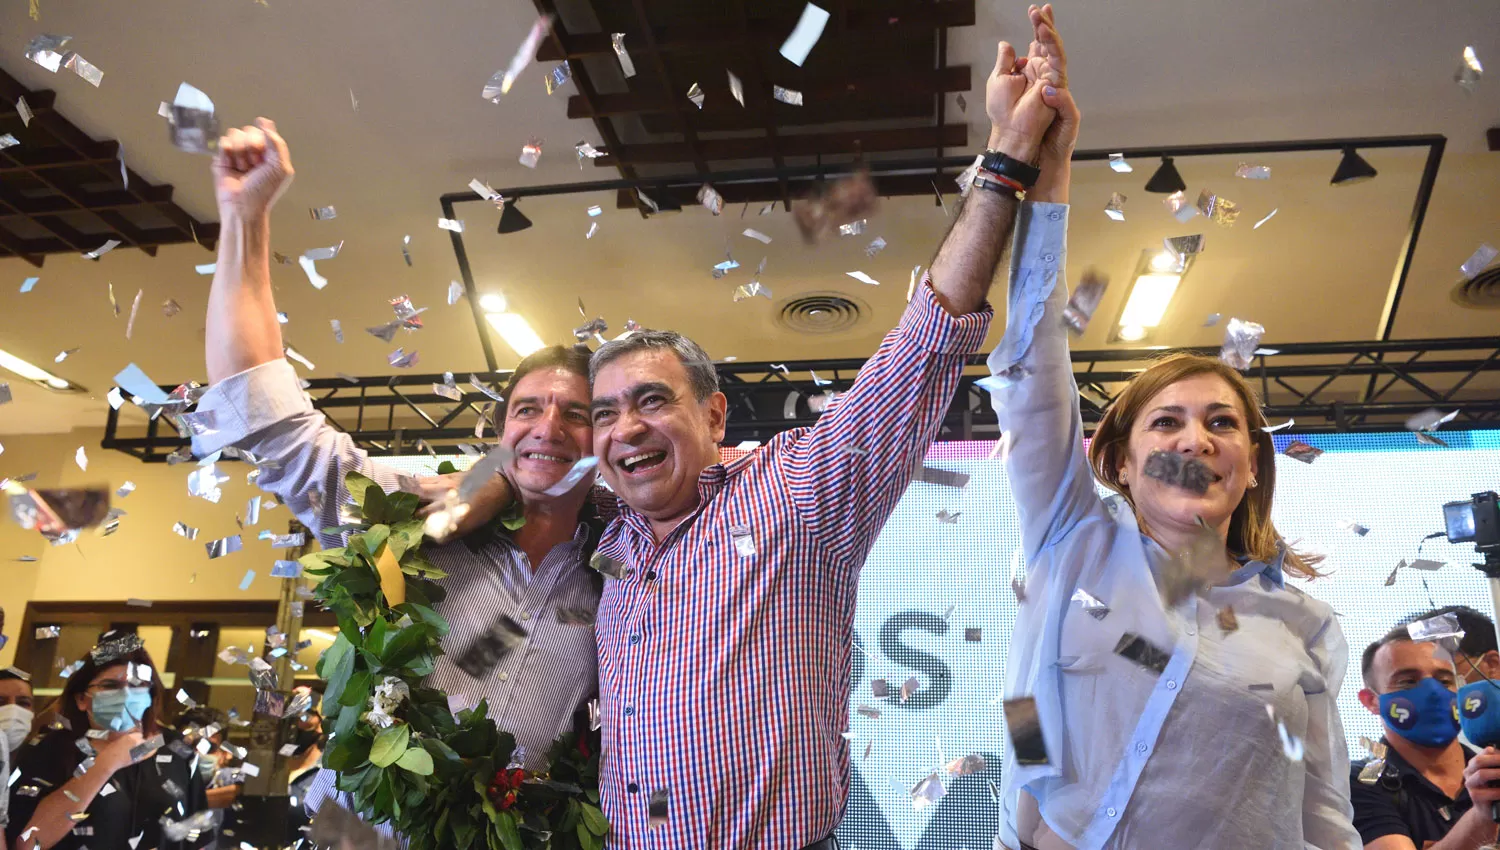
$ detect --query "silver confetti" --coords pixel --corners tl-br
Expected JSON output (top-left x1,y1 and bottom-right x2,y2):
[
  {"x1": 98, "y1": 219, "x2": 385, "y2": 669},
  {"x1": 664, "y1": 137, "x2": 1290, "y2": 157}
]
[
  {"x1": 1164, "y1": 233, "x2": 1204, "y2": 259},
  {"x1": 1253, "y1": 208, "x2": 1279, "y2": 229},
  {"x1": 1267, "y1": 703, "x2": 1304, "y2": 761},
  {"x1": 438, "y1": 218, "x2": 465, "y2": 233},
  {"x1": 1062, "y1": 271, "x2": 1108, "y2": 335},
  {"x1": 542, "y1": 457, "x2": 600, "y2": 497},
  {"x1": 205, "y1": 534, "x2": 242, "y2": 559},
  {"x1": 173, "y1": 522, "x2": 198, "y2": 540},
  {"x1": 168, "y1": 82, "x2": 218, "y2": 155},
  {"x1": 0, "y1": 134, "x2": 18, "y2": 150},
  {"x1": 910, "y1": 773, "x2": 946, "y2": 811},
  {"x1": 1070, "y1": 588, "x2": 1110, "y2": 620},
  {"x1": 1104, "y1": 192, "x2": 1126, "y2": 221},
  {"x1": 900, "y1": 676, "x2": 919, "y2": 703},
  {"x1": 686, "y1": 82, "x2": 705, "y2": 109},
  {"x1": 730, "y1": 525, "x2": 757, "y2": 557},
  {"x1": 1235, "y1": 162, "x2": 1271, "y2": 180},
  {"x1": 733, "y1": 281, "x2": 772, "y2": 301},
  {"x1": 772, "y1": 85, "x2": 804, "y2": 106},
  {"x1": 936, "y1": 509, "x2": 960, "y2": 524},
  {"x1": 1407, "y1": 408, "x2": 1458, "y2": 433},
  {"x1": 16, "y1": 96, "x2": 33, "y2": 126},
  {"x1": 1196, "y1": 189, "x2": 1240, "y2": 226},
  {"x1": 846, "y1": 271, "x2": 879, "y2": 286},
  {"x1": 124, "y1": 288, "x2": 142, "y2": 338},
  {"x1": 1165, "y1": 190, "x2": 1198, "y2": 223},
  {"x1": 1262, "y1": 418, "x2": 1294, "y2": 432},
  {"x1": 697, "y1": 184, "x2": 723, "y2": 215},
  {"x1": 24, "y1": 34, "x2": 70, "y2": 73},
  {"x1": 310, "y1": 206, "x2": 337, "y2": 221},
  {"x1": 727, "y1": 69, "x2": 745, "y2": 106},
  {"x1": 779, "y1": 3, "x2": 830, "y2": 67},
  {"x1": 1339, "y1": 519, "x2": 1370, "y2": 537},
  {"x1": 865, "y1": 237, "x2": 887, "y2": 257},
  {"x1": 1408, "y1": 611, "x2": 1464, "y2": 643},
  {"x1": 389, "y1": 348, "x2": 419, "y2": 368},
  {"x1": 1219, "y1": 317, "x2": 1264, "y2": 370},
  {"x1": 544, "y1": 62, "x2": 571, "y2": 96},
  {"x1": 84, "y1": 239, "x2": 122, "y2": 260},
  {"x1": 1456, "y1": 46, "x2": 1483, "y2": 93},
  {"x1": 743, "y1": 228, "x2": 772, "y2": 244},
  {"x1": 62, "y1": 52, "x2": 103, "y2": 86},
  {"x1": 1108, "y1": 153, "x2": 1132, "y2": 173},
  {"x1": 162, "y1": 298, "x2": 181, "y2": 318},
  {"x1": 447, "y1": 281, "x2": 465, "y2": 305},
  {"x1": 519, "y1": 138, "x2": 542, "y2": 168},
  {"x1": 611, "y1": 33, "x2": 636, "y2": 78},
  {"x1": 1461, "y1": 244, "x2": 1497, "y2": 280}
]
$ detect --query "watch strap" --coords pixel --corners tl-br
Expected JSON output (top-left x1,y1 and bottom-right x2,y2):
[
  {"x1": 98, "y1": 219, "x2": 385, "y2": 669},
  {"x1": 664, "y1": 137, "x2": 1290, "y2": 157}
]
[{"x1": 980, "y1": 151, "x2": 1041, "y2": 189}]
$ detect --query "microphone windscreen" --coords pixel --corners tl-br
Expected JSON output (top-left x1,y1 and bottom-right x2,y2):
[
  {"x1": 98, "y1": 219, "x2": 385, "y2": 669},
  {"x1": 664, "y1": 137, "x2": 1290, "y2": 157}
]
[{"x1": 1458, "y1": 681, "x2": 1500, "y2": 748}]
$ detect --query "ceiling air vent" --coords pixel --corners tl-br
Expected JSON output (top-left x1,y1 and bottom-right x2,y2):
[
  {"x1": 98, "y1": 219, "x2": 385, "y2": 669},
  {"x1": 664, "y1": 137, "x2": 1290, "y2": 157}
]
[
  {"x1": 776, "y1": 292, "x2": 866, "y2": 334},
  {"x1": 1451, "y1": 267, "x2": 1500, "y2": 310}
]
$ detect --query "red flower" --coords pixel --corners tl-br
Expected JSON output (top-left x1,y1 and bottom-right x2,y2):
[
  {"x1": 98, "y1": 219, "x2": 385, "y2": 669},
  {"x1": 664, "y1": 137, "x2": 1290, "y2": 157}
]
[
  {"x1": 576, "y1": 734, "x2": 591, "y2": 760},
  {"x1": 498, "y1": 789, "x2": 519, "y2": 810},
  {"x1": 487, "y1": 766, "x2": 528, "y2": 809}
]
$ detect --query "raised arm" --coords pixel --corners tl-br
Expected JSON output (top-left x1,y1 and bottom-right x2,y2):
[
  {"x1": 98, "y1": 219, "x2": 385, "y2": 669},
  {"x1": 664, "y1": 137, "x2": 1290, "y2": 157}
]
[
  {"x1": 982, "y1": 6, "x2": 1104, "y2": 560},
  {"x1": 206, "y1": 118, "x2": 292, "y2": 383}
]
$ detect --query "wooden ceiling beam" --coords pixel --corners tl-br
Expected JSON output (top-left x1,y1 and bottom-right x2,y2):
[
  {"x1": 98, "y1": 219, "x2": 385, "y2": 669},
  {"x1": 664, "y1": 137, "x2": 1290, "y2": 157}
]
[
  {"x1": 537, "y1": 0, "x2": 974, "y2": 60},
  {"x1": 596, "y1": 124, "x2": 968, "y2": 166}
]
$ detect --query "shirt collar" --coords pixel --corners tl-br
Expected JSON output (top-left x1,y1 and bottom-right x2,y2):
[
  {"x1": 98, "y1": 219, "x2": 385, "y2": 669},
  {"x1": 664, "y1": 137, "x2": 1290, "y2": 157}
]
[{"x1": 1228, "y1": 548, "x2": 1287, "y2": 589}]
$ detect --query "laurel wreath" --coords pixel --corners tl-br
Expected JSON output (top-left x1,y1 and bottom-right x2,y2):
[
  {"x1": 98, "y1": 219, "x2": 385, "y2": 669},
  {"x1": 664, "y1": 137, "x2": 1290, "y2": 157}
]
[{"x1": 299, "y1": 469, "x2": 607, "y2": 850}]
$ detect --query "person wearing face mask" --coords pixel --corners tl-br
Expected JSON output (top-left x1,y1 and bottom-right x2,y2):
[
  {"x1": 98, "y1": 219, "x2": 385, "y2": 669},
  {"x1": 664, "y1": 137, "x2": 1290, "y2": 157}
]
[
  {"x1": 1352, "y1": 622, "x2": 1500, "y2": 849},
  {"x1": 1, "y1": 664, "x2": 36, "y2": 845},
  {"x1": 6, "y1": 634, "x2": 208, "y2": 850}
]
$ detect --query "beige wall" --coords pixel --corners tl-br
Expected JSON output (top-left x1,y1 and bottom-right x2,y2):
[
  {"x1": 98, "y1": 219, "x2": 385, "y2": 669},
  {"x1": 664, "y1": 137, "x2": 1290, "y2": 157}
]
[{"x1": 2, "y1": 427, "x2": 299, "y2": 669}]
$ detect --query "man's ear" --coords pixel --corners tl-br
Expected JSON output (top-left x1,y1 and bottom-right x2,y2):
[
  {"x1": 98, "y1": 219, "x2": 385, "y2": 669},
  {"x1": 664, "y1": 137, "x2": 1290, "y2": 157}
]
[
  {"x1": 1480, "y1": 649, "x2": 1500, "y2": 681},
  {"x1": 1358, "y1": 687, "x2": 1380, "y2": 716},
  {"x1": 706, "y1": 392, "x2": 728, "y2": 443}
]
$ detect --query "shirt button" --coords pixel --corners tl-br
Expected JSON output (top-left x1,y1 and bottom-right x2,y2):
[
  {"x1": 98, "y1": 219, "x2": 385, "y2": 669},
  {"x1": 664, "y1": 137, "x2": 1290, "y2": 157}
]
[
  {"x1": 623, "y1": 705, "x2": 635, "y2": 717},
  {"x1": 645, "y1": 570, "x2": 657, "y2": 581},
  {"x1": 1166, "y1": 680, "x2": 1177, "y2": 691},
  {"x1": 520, "y1": 612, "x2": 531, "y2": 621},
  {"x1": 1184, "y1": 626, "x2": 1195, "y2": 636},
  {"x1": 1049, "y1": 211, "x2": 1062, "y2": 221},
  {"x1": 1106, "y1": 807, "x2": 1118, "y2": 818},
  {"x1": 629, "y1": 634, "x2": 642, "y2": 646},
  {"x1": 1135, "y1": 741, "x2": 1147, "y2": 754},
  {"x1": 498, "y1": 672, "x2": 508, "y2": 682},
  {"x1": 627, "y1": 783, "x2": 639, "y2": 794},
  {"x1": 1042, "y1": 253, "x2": 1056, "y2": 263}
]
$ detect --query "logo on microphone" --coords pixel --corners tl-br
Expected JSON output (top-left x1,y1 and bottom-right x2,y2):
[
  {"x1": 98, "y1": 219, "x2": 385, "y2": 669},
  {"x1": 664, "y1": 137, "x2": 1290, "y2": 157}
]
[
  {"x1": 1463, "y1": 690, "x2": 1488, "y2": 719},
  {"x1": 1387, "y1": 698, "x2": 1417, "y2": 730}
]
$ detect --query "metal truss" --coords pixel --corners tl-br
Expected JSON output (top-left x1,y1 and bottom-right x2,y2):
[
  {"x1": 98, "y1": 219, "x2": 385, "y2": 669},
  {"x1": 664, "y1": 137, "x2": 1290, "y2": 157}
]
[{"x1": 100, "y1": 335, "x2": 1500, "y2": 462}]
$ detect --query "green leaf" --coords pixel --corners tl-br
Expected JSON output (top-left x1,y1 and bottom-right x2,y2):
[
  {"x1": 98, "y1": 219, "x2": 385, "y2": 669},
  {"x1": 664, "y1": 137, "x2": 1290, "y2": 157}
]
[
  {"x1": 386, "y1": 491, "x2": 421, "y2": 523},
  {"x1": 370, "y1": 723, "x2": 410, "y2": 768},
  {"x1": 577, "y1": 823, "x2": 595, "y2": 850},
  {"x1": 580, "y1": 803, "x2": 608, "y2": 837},
  {"x1": 346, "y1": 471, "x2": 378, "y2": 507},
  {"x1": 339, "y1": 669, "x2": 373, "y2": 708},
  {"x1": 494, "y1": 812, "x2": 522, "y2": 850},
  {"x1": 396, "y1": 746, "x2": 434, "y2": 775},
  {"x1": 320, "y1": 634, "x2": 357, "y2": 707},
  {"x1": 325, "y1": 734, "x2": 371, "y2": 771},
  {"x1": 381, "y1": 623, "x2": 432, "y2": 667},
  {"x1": 437, "y1": 460, "x2": 458, "y2": 475},
  {"x1": 364, "y1": 484, "x2": 389, "y2": 523}
]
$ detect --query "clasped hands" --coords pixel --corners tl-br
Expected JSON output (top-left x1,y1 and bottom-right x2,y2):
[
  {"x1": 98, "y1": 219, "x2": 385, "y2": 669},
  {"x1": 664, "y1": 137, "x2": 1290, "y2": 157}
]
[{"x1": 985, "y1": 4, "x2": 1079, "y2": 201}]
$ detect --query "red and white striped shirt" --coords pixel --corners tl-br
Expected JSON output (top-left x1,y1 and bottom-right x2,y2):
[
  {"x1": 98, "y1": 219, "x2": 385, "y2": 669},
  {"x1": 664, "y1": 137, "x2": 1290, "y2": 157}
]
[{"x1": 593, "y1": 280, "x2": 991, "y2": 847}]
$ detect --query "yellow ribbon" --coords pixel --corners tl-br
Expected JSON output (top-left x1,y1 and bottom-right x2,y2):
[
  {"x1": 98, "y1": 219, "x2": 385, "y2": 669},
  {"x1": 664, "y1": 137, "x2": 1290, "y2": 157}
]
[{"x1": 374, "y1": 544, "x2": 406, "y2": 607}]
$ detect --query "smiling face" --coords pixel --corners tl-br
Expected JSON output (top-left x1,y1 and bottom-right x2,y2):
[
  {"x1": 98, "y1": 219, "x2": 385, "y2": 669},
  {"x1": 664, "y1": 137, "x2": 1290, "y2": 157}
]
[
  {"x1": 499, "y1": 367, "x2": 593, "y2": 499},
  {"x1": 590, "y1": 349, "x2": 726, "y2": 534},
  {"x1": 1116, "y1": 373, "x2": 1260, "y2": 541}
]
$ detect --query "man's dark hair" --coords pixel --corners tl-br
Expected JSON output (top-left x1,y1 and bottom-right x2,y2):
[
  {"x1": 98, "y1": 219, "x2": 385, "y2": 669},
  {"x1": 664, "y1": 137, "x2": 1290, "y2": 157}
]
[
  {"x1": 1361, "y1": 625, "x2": 1417, "y2": 690},
  {"x1": 178, "y1": 705, "x2": 227, "y2": 734},
  {"x1": 0, "y1": 667, "x2": 30, "y2": 685},
  {"x1": 589, "y1": 330, "x2": 719, "y2": 402},
  {"x1": 1405, "y1": 605, "x2": 1498, "y2": 658},
  {"x1": 489, "y1": 345, "x2": 592, "y2": 432}
]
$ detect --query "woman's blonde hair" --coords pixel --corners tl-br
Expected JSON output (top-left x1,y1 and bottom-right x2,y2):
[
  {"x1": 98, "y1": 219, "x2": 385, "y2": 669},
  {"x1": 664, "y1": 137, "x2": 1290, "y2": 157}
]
[{"x1": 1086, "y1": 352, "x2": 1322, "y2": 579}]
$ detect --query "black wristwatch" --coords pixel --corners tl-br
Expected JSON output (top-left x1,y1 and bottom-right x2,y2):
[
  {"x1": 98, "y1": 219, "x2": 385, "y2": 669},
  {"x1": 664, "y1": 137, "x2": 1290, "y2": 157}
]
[{"x1": 980, "y1": 150, "x2": 1042, "y2": 189}]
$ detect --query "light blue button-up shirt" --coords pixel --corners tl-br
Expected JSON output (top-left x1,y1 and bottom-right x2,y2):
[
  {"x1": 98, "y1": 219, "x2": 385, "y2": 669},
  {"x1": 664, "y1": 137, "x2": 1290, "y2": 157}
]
[{"x1": 986, "y1": 202, "x2": 1359, "y2": 850}]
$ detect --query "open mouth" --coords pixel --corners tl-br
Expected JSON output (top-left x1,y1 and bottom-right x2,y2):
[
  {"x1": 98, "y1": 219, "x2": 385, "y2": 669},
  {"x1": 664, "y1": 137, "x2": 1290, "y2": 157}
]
[
  {"x1": 520, "y1": 450, "x2": 573, "y2": 465},
  {"x1": 617, "y1": 451, "x2": 667, "y2": 474}
]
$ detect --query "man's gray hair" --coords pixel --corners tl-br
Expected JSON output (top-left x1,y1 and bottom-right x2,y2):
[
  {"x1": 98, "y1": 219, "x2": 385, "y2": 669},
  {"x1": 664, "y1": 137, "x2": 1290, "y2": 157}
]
[{"x1": 589, "y1": 329, "x2": 720, "y2": 401}]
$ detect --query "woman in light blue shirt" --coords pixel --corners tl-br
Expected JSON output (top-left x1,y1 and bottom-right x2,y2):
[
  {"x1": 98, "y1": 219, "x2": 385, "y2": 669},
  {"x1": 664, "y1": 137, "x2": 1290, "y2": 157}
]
[{"x1": 987, "y1": 11, "x2": 1360, "y2": 850}]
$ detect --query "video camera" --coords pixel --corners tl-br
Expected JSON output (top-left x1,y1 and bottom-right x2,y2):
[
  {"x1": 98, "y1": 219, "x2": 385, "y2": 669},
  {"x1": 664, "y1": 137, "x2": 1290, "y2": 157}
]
[{"x1": 1444, "y1": 491, "x2": 1500, "y2": 573}]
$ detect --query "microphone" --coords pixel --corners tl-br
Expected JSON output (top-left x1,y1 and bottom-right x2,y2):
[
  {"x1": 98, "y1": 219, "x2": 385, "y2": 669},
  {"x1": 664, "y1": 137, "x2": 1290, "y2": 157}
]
[{"x1": 1457, "y1": 680, "x2": 1500, "y2": 821}]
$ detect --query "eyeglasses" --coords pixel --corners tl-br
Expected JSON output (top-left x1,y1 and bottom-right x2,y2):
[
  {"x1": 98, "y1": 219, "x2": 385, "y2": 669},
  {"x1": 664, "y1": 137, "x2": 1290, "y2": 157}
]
[{"x1": 87, "y1": 680, "x2": 129, "y2": 693}]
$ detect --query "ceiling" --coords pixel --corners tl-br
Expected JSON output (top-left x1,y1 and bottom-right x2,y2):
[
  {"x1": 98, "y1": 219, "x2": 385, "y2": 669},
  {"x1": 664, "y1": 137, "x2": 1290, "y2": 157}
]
[{"x1": 0, "y1": 0, "x2": 1494, "y2": 437}]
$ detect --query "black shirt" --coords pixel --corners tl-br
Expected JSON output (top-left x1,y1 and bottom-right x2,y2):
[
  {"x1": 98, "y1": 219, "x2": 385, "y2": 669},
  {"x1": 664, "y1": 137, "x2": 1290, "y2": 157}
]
[
  {"x1": 5, "y1": 727, "x2": 209, "y2": 850},
  {"x1": 1350, "y1": 738, "x2": 1477, "y2": 847}
]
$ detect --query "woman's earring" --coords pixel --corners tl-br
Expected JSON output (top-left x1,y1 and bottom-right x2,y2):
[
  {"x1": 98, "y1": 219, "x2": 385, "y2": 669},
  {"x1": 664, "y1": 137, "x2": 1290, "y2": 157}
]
[{"x1": 1248, "y1": 475, "x2": 1259, "y2": 489}]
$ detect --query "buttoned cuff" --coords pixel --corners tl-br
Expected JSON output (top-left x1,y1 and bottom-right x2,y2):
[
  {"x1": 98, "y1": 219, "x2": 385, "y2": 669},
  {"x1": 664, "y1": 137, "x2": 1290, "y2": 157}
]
[
  {"x1": 1015, "y1": 202, "x2": 1068, "y2": 270},
  {"x1": 191, "y1": 359, "x2": 312, "y2": 456},
  {"x1": 900, "y1": 277, "x2": 994, "y2": 356}
]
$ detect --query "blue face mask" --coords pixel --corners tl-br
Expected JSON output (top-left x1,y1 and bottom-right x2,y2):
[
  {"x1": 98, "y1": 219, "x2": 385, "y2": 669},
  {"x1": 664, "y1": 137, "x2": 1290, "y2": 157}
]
[
  {"x1": 90, "y1": 686, "x2": 152, "y2": 732},
  {"x1": 1459, "y1": 679, "x2": 1500, "y2": 748},
  {"x1": 1379, "y1": 677, "x2": 1460, "y2": 747}
]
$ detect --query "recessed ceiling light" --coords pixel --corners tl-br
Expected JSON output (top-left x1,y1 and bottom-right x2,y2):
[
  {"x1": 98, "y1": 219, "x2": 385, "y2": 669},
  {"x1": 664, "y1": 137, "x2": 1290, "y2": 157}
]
[
  {"x1": 478, "y1": 293, "x2": 507, "y2": 313},
  {"x1": 0, "y1": 347, "x2": 74, "y2": 391},
  {"x1": 485, "y1": 313, "x2": 545, "y2": 357}
]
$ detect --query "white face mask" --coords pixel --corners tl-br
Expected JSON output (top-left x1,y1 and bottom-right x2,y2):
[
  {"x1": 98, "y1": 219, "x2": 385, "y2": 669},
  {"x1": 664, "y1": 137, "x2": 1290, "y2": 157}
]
[{"x1": 0, "y1": 703, "x2": 33, "y2": 751}]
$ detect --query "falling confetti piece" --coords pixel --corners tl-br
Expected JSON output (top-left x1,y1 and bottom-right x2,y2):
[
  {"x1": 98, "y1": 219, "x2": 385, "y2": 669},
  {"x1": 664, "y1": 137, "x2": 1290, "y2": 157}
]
[
  {"x1": 772, "y1": 86, "x2": 804, "y2": 106},
  {"x1": 846, "y1": 271, "x2": 879, "y2": 285},
  {"x1": 125, "y1": 289, "x2": 142, "y2": 339},
  {"x1": 686, "y1": 82, "x2": 705, "y2": 109},
  {"x1": 727, "y1": 69, "x2": 745, "y2": 106},
  {"x1": 1253, "y1": 208, "x2": 1279, "y2": 229},
  {"x1": 75, "y1": 446, "x2": 88, "y2": 470},
  {"x1": 779, "y1": 3, "x2": 830, "y2": 66},
  {"x1": 1105, "y1": 192, "x2": 1126, "y2": 221},
  {"x1": 162, "y1": 299, "x2": 181, "y2": 318},
  {"x1": 1235, "y1": 162, "x2": 1271, "y2": 180},
  {"x1": 20, "y1": 277, "x2": 39, "y2": 293},
  {"x1": 1108, "y1": 153, "x2": 1132, "y2": 173},
  {"x1": 483, "y1": 15, "x2": 552, "y2": 100},
  {"x1": 518, "y1": 138, "x2": 542, "y2": 168}
]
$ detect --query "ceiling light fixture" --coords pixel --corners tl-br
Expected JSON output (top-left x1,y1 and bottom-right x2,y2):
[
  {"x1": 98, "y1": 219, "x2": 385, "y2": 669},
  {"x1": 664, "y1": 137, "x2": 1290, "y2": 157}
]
[
  {"x1": 1330, "y1": 146, "x2": 1377, "y2": 186},
  {"x1": 497, "y1": 202, "x2": 533, "y2": 234},
  {"x1": 478, "y1": 292, "x2": 508, "y2": 313},
  {"x1": 0, "y1": 347, "x2": 76, "y2": 391},
  {"x1": 1109, "y1": 248, "x2": 1197, "y2": 344},
  {"x1": 485, "y1": 312, "x2": 545, "y2": 357},
  {"x1": 1143, "y1": 156, "x2": 1187, "y2": 194}
]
